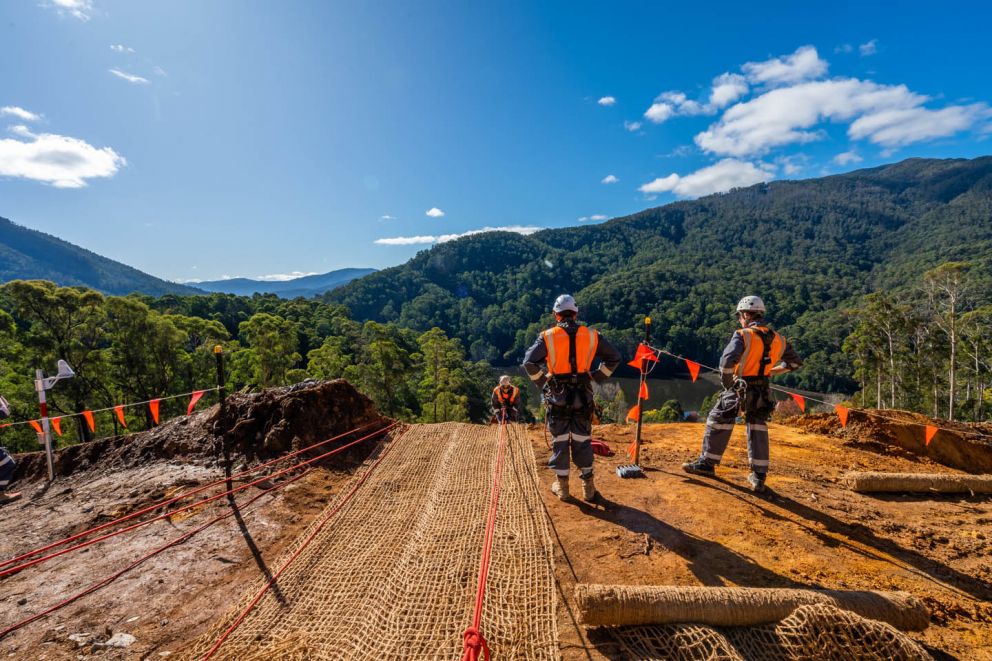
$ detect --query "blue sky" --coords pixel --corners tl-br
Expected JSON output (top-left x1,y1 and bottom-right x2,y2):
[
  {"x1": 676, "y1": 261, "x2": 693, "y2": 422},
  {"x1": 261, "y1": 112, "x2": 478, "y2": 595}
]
[{"x1": 2, "y1": 1, "x2": 991, "y2": 282}]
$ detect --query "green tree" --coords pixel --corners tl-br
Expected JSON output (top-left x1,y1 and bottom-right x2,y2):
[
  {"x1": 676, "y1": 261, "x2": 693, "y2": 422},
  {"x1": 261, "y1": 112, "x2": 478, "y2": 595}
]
[{"x1": 238, "y1": 313, "x2": 302, "y2": 387}]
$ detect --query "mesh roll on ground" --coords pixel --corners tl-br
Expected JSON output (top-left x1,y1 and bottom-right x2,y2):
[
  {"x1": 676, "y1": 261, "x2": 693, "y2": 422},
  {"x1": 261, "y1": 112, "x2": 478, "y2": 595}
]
[{"x1": 181, "y1": 423, "x2": 558, "y2": 660}]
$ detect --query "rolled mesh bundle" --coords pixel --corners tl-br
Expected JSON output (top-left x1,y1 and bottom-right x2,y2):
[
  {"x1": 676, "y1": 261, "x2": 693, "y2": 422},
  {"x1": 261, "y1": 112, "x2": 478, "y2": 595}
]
[
  {"x1": 575, "y1": 584, "x2": 929, "y2": 631},
  {"x1": 844, "y1": 471, "x2": 992, "y2": 493}
]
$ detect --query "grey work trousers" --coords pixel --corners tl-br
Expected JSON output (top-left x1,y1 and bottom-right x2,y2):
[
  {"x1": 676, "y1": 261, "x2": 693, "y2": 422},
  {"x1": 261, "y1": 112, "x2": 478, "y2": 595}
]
[
  {"x1": 700, "y1": 388, "x2": 771, "y2": 473},
  {"x1": 547, "y1": 413, "x2": 594, "y2": 479}
]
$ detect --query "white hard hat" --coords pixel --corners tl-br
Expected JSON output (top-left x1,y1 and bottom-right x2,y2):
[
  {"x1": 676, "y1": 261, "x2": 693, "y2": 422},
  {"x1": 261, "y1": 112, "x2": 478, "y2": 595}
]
[
  {"x1": 499, "y1": 375, "x2": 512, "y2": 386},
  {"x1": 736, "y1": 295, "x2": 766, "y2": 315},
  {"x1": 553, "y1": 294, "x2": 578, "y2": 314}
]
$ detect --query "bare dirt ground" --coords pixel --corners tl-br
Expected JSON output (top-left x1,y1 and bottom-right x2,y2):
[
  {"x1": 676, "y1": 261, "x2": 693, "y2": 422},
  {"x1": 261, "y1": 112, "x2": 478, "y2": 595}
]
[{"x1": 531, "y1": 422, "x2": 992, "y2": 661}]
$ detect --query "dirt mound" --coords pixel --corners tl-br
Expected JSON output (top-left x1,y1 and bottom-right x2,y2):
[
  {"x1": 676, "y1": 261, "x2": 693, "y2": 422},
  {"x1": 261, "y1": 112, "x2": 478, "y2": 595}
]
[
  {"x1": 787, "y1": 409, "x2": 992, "y2": 474},
  {"x1": 12, "y1": 379, "x2": 384, "y2": 483}
]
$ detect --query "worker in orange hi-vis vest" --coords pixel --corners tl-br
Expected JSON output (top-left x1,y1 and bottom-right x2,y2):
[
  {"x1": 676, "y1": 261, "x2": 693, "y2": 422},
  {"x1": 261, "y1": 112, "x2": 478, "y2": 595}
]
[
  {"x1": 0, "y1": 395, "x2": 21, "y2": 505},
  {"x1": 682, "y1": 295, "x2": 803, "y2": 493},
  {"x1": 522, "y1": 295, "x2": 621, "y2": 503},
  {"x1": 491, "y1": 375, "x2": 520, "y2": 423}
]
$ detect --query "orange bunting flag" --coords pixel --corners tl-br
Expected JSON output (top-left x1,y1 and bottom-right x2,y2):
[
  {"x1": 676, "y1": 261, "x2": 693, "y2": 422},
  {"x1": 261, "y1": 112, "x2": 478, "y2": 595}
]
[
  {"x1": 114, "y1": 405, "x2": 128, "y2": 429},
  {"x1": 835, "y1": 405, "x2": 849, "y2": 427},
  {"x1": 627, "y1": 344, "x2": 658, "y2": 370},
  {"x1": 187, "y1": 390, "x2": 206, "y2": 416},
  {"x1": 626, "y1": 404, "x2": 641, "y2": 422},
  {"x1": 639, "y1": 381, "x2": 649, "y2": 401},
  {"x1": 790, "y1": 393, "x2": 806, "y2": 412},
  {"x1": 925, "y1": 425, "x2": 938, "y2": 446},
  {"x1": 29, "y1": 419, "x2": 43, "y2": 435},
  {"x1": 51, "y1": 417, "x2": 63, "y2": 436},
  {"x1": 149, "y1": 399, "x2": 161, "y2": 425},
  {"x1": 627, "y1": 441, "x2": 637, "y2": 459},
  {"x1": 82, "y1": 410, "x2": 95, "y2": 433},
  {"x1": 685, "y1": 360, "x2": 701, "y2": 382}
]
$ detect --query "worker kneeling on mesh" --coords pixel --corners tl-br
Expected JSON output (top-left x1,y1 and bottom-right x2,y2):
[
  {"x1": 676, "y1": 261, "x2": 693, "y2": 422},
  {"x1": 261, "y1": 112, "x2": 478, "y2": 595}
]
[
  {"x1": 682, "y1": 296, "x2": 802, "y2": 493},
  {"x1": 523, "y1": 295, "x2": 621, "y2": 502},
  {"x1": 0, "y1": 395, "x2": 21, "y2": 505},
  {"x1": 491, "y1": 375, "x2": 520, "y2": 423}
]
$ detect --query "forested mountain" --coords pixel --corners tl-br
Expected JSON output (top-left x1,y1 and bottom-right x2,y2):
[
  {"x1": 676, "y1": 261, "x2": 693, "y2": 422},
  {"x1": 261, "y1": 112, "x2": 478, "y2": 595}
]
[
  {"x1": 195, "y1": 268, "x2": 376, "y2": 298},
  {"x1": 329, "y1": 157, "x2": 992, "y2": 392},
  {"x1": 0, "y1": 216, "x2": 200, "y2": 296}
]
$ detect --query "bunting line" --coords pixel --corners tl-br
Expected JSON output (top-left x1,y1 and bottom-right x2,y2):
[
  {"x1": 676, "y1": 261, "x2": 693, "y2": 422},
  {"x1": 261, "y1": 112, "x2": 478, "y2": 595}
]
[{"x1": 644, "y1": 344, "x2": 976, "y2": 449}]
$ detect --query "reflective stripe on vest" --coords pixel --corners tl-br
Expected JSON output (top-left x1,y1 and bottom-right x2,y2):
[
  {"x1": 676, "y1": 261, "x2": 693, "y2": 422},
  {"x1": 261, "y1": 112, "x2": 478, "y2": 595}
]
[
  {"x1": 542, "y1": 326, "x2": 599, "y2": 375},
  {"x1": 494, "y1": 385, "x2": 518, "y2": 404},
  {"x1": 734, "y1": 326, "x2": 786, "y2": 377}
]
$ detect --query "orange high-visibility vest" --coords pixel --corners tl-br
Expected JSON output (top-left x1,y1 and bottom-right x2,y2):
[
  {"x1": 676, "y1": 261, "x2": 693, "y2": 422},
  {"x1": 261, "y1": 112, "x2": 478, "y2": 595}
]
[
  {"x1": 734, "y1": 326, "x2": 786, "y2": 377},
  {"x1": 542, "y1": 326, "x2": 599, "y2": 376},
  {"x1": 494, "y1": 385, "x2": 519, "y2": 404}
]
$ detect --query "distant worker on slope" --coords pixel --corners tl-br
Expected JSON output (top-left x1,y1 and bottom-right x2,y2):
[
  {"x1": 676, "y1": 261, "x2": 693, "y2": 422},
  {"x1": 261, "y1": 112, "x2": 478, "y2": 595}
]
[
  {"x1": 682, "y1": 296, "x2": 802, "y2": 493},
  {"x1": 491, "y1": 375, "x2": 520, "y2": 423},
  {"x1": 0, "y1": 395, "x2": 22, "y2": 505},
  {"x1": 523, "y1": 295, "x2": 621, "y2": 502}
]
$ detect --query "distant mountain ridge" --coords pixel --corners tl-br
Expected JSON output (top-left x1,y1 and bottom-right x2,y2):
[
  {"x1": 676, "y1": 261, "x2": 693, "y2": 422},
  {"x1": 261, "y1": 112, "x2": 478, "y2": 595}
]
[
  {"x1": 0, "y1": 216, "x2": 201, "y2": 296},
  {"x1": 328, "y1": 156, "x2": 992, "y2": 391},
  {"x1": 195, "y1": 268, "x2": 376, "y2": 298}
]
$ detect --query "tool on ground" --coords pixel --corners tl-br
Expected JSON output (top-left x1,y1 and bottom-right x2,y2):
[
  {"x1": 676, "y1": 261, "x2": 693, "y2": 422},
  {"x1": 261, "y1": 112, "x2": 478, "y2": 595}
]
[{"x1": 618, "y1": 317, "x2": 650, "y2": 479}]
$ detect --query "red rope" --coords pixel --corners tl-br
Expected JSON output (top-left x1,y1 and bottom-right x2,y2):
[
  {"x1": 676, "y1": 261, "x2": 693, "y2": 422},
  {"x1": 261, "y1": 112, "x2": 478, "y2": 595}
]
[
  {"x1": 0, "y1": 420, "x2": 387, "y2": 571},
  {"x1": 0, "y1": 422, "x2": 398, "y2": 578},
  {"x1": 461, "y1": 419, "x2": 508, "y2": 661},
  {"x1": 201, "y1": 426, "x2": 406, "y2": 660},
  {"x1": 0, "y1": 466, "x2": 315, "y2": 641}
]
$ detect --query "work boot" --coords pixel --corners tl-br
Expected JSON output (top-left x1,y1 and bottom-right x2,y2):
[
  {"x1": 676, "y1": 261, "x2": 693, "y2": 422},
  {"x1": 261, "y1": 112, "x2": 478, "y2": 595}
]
[
  {"x1": 681, "y1": 457, "x2": 716, "y2": 477},
  {"x1": 0, "y1": 491, "x2": 22, "y2": 505},
  {"x1": 747, "y1": 472, "x2": 767, "y2": 493},
  {"x1": 550, "y1": 476, "x2": 571, "y2": 501},
  {"x1": 581, "y1": 475, "x2": 597, "y2": 502}
]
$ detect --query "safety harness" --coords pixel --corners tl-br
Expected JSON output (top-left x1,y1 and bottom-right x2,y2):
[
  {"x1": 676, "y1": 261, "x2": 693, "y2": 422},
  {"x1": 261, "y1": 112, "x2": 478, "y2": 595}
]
[{"x1": 545, "y1": 324, "x2": 595, "y2": 419}]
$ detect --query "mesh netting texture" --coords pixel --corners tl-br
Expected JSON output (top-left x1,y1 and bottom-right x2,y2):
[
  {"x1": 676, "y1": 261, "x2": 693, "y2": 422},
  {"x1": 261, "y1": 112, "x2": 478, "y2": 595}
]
[
  {"x1": 610, "y1": 603, "x2": 933, "y2": 661},
  {"x1": 180, "y1": 423, "x2": 558, "y2": 660}
]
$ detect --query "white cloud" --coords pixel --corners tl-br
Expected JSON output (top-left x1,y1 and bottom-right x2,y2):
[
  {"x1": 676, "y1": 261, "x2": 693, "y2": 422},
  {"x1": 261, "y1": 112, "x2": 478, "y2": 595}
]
[
  {"x1": 110, "y1": 44, "x2": 135, "y2": 54},
  {"x1": 624, "y1": 120, "x2": 642, "y2": 132},
  {"x1": 254, "y1": 272, "x2": 318, "y2": 282},
  {"x1": 109, "y1": 68, "x2": 149, "y2": 85},
  {"x1": 0, "y1": 129, "x2": 125, "y2": 188},
  {"x1": 709, "y1": 73, "x2": 749, "y2": 108},
  {"x1": 849, "y1": 104, "x2": 989, "y2": 147},
  {"x1": 8, "y1": 125, "x2": 36, "y2": 138},
  {"x1": 833, "y1": 150, "x2": 863, "y2": 165},
  {"x1": 601, "y1": 174, "x2": 619, "y2": 184},
  {"x1": 598, "y1": 96, "x2": 617, "y2": 106},
  {"x1": 589, "y1": 214, "x2": 608, "y2": 221},
  {"x1": 375, "y1": 225, "x2": 541, "y2": 246},
  {"x1": 638, "y1": 159, "x2": 774, "y2": 198},
  {"x1": 153, "y1": 66, "x2": 167, "y2": 77},
  {"x1": 425, "y1": 207, "x2": 445, "y2": 218},
  {"x1": 1, "y1": 106, "x2": 41, "y2": 122},
  {"x1": 695, "y1": 78, "x2": 956, "y2": 156},
  {"x1": 644, "y1": 101, "x2": 675, "y2": 124},
  {"x1": 47, "y1": 0, "x2": 92, "y2": 21},
  {"x1": 835, "y1": 44, "x2": 854, "y2": 54},
  {"x1": 859, "y1": 39, "x2": 878, "y2": 56},
  {"x1": 742, "y1": 45, "x2": 828, "y2": 86},
  {"x1": 379, "y1": 214, "x2": 396, "y2": 221}
]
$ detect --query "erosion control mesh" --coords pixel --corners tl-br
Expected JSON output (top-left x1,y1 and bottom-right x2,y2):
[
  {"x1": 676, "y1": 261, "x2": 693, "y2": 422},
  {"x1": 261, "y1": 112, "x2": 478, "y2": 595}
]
[
  {"x1": 180, "y1": 423, "x2": 558, "y2": 660},
  {"x1": 610, "y1": 603, "x2": 934, "y2": 661}
]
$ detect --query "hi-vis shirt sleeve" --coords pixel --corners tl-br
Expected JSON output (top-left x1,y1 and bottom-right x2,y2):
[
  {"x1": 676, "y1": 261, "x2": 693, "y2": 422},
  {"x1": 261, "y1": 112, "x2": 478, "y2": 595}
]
[
  {"x1": 778, "y1": 340, "x2": 803, "y2": 371},
  {"x1": 591, "y1": 331, "x2": 622, "y2": 383},
  {"x1": 522, "y1": 334, "x2": 549, "y2": 388},
  {"x1": 719, "y1": 332, "x2": 745, "y2": 389}
]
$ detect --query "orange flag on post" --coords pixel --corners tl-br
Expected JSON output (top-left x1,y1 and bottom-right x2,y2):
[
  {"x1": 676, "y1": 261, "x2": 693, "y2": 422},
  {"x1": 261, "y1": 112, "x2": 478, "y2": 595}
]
[
  {"x1": 625, "y1": 404, "x2": 641, "y2": 423},
  {"x1": 29, "y1": 420, "x2": 43, "y2": 435},
  {"x1": 627, "y1": 344, "x2": 658, "y2": 370},
  {"x1": 82, "y1": 410, "x2": 95, "y2": 433},
  {"x1": 187, "y1": 390, "x2": 206, "y2": 416},
  {"x1": 114, "y1": 405, "x2": 128, "y2": 429},
  {"x1": 638, "y1": 381, "x2": 649, "y2": 400},
  {"x1": 925, "y1": 425, "x2": 938, "y2": 446},
  {"x1": 51, "y1": 417, "x2": 63, "y2": 436},
  {"x1": 790, "y1": 393, "x2": 806, "y2": 412},
  {"x1": 627, "y1": 441, "x2": 637, "y2": 459},
  {"x1": 685, "y1": 360, "x2": 701, "y2": 383},
  {"x1": 835, "y1": 405, "x2": 849, "y2": 427},
  {"x1": 149, "y1": 399, "x2": 161, "y2": 425}
]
